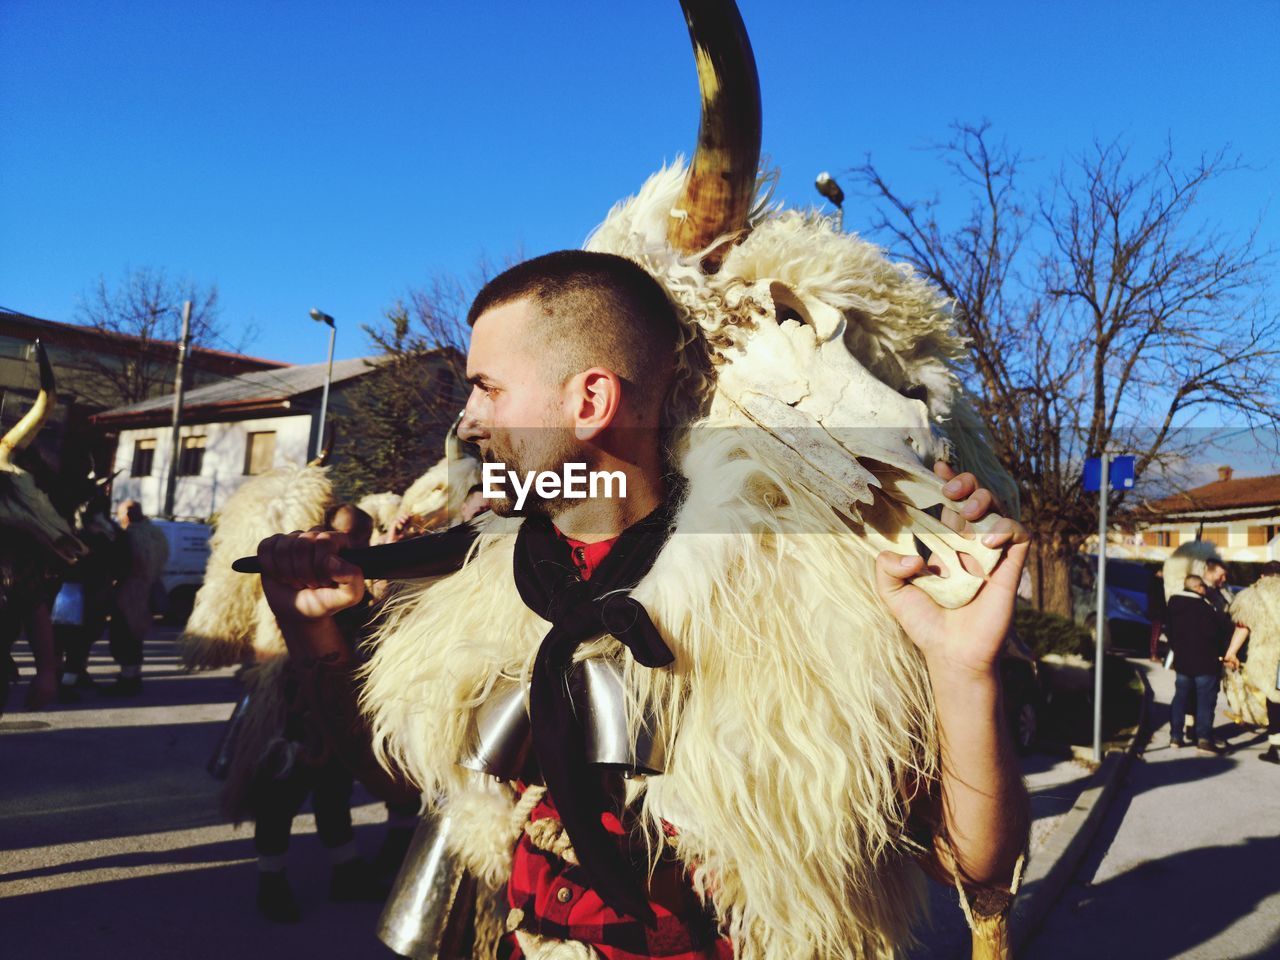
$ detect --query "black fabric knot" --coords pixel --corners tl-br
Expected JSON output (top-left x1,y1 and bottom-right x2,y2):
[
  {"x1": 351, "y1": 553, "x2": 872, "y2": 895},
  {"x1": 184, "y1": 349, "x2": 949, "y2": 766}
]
[{"x1": 513, "y1": 498, "x2": 680, "y2": 925}]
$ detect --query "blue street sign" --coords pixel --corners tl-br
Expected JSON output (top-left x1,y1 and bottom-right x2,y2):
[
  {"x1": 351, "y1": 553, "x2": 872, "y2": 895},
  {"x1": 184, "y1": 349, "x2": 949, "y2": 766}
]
[
  {"x1": 1083, "y1": 455, "x2": 1136, "y2": 492},
  {"x1": 1110, "y1": 455, "x2": 1135, "y2": 489}
]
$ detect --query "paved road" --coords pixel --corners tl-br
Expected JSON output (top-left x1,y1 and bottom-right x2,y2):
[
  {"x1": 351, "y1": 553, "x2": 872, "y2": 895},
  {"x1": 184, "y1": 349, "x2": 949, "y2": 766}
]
[
  {"x1": 0, "y1": 628, "x2": 1118, "y2": 960},
  {"x1": 1, "y1": 629, "x2": 395, "y2": 959},
  {"x1": 1027, "y1": 660, "x2": 1280, "y2": 960}
]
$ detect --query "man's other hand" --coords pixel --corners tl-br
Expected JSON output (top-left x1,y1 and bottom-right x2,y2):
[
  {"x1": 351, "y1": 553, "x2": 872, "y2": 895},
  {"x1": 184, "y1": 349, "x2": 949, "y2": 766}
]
[{"x1": 257, "y1": 530, "x2": 365, "y2": 626}]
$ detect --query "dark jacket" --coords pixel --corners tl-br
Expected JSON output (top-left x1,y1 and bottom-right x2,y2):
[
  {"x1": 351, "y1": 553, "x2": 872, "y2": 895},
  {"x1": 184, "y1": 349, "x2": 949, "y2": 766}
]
[{"x1": 1165, "y1": 592, "x2": 1233, "y2": 677}]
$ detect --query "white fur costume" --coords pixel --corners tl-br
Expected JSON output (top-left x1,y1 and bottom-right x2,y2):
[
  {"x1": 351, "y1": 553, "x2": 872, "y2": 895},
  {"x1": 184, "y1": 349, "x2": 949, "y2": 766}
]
[
  {"x1": 180, "y1": 464, "x2": 333, "y2": 819},
  {"x1": 1228, "y1": 576, "x2": 1280, "y2": 732},
  {"x1": 362, "y1": 166, "x2": 1020, "y2": 959}
]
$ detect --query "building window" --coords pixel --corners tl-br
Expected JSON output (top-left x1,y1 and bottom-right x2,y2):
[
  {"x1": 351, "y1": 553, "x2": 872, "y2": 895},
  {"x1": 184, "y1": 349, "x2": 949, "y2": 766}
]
[
  {"x1": 244, "y1": 431, "x2": 276, "y2": 475},
  {"x1": 1145, "y1": 530, "x2": 1177, "y2": 548},
  {"x1": 1248, "y1": 524, "x2": 1280, "y2": 547},
  {"x1": 177, "y1": 435, "x2": 206, "y2": 476},
  {"x1": 1202, "y1": 526, "x2": 1228, "y2": 548},
  {"x1": 131, "y1": 438, "x2": 156, "y2": 477}
]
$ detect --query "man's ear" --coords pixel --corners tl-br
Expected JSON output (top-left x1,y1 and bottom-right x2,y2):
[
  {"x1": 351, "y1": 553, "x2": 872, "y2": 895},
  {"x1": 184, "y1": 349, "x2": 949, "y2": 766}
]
[{"x1": 570, "y1": 368, "x2": 622, "y2": 440}]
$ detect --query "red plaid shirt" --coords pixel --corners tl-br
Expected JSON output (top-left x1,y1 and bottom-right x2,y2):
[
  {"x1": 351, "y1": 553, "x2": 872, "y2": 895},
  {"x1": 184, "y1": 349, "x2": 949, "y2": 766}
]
[{"x1": 501, "y1": 531, "x2": 732, "y2": 959}]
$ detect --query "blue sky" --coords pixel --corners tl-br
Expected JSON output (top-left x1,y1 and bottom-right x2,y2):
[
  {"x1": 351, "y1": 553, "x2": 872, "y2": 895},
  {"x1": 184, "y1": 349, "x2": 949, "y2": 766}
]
[{"x1": 3, "y1": 1, "x2": 1277, "y2": 381}]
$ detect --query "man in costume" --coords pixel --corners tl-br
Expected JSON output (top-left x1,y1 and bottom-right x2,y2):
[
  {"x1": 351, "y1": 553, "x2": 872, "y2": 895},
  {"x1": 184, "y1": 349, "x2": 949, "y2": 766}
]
[
  {"x1": 1223, "y1": 561, "x2": 1280, "y2": 762},
  {"x1": 181, "y1": 466, "x2": 422, "y2": 920},
  {"x1": 251, "y1": 3, "x2": 1031, "y2": 956},
  {"x1": 255, "y1": 258, "x2": 1029, "y2": 958}
]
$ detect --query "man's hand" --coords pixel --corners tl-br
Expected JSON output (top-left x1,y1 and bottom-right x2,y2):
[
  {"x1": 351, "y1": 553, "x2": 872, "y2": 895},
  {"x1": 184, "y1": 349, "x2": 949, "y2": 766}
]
[
  {"x1": 875, "y1": 461, "x2": 1029, "y2": 679},
  {"x1": 874, "y1": 461, "x2": 1030, "y2": 889},
  {"x1": 257, "y1": 530, "x2": 365, "y2": 661}
]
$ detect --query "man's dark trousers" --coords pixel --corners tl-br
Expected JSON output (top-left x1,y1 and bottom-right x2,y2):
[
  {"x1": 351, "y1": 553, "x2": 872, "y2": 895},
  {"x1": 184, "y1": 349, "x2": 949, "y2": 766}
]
[{"x1": 1171, "y1": 673, "x2": 1219, "y2": 742}]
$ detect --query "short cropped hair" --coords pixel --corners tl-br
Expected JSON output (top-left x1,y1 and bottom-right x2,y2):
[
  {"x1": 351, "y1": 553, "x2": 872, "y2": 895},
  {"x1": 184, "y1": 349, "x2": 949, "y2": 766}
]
[
  {"x1": 1260, "y1": 561, "x2": 1280, "y2": 578},
  {"x1": 1184, "y1": 574, "x2": 1205, "y2": 592},
  {"x1": 467, "y1": 250, "x2": 680, "y2": 417}
]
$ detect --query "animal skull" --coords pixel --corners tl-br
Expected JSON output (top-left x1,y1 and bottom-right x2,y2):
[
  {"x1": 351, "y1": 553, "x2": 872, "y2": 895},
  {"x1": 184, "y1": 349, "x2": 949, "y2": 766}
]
[{"x1": 709, "y1": 275, "x2": 1003, "y2": 607}]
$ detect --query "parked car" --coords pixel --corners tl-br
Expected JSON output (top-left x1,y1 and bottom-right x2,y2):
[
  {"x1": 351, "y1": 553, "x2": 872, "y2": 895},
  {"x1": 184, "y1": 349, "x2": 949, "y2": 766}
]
[
  {"x1": 1073, "y1": 556, "x2": 1156, "y2": 654},
  {"x1": 1001, "y1": 630, "x2": 1043, "y2": 755},
  {"x1": 151, "y1": 520, "x2": 212, "y2": 625}
]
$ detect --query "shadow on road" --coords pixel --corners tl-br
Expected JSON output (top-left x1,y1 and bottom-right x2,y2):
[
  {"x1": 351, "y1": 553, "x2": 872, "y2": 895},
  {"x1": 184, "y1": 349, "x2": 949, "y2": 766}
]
[
  {"x1": 1033, "y1": 834, "x2": 1280, "y2": 958},
  {"x1": 0, "y1": 830, "x2": 393, "y2": 960},
  {"x1": 0, "y1": 719, "x2": 229, "y2": 849}
]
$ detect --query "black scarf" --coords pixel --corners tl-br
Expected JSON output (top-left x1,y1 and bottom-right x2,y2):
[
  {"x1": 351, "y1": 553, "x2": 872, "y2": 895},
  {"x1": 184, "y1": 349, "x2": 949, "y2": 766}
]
[{"x1": 514, "y1": 498, "x2": 679, "y2": 924}]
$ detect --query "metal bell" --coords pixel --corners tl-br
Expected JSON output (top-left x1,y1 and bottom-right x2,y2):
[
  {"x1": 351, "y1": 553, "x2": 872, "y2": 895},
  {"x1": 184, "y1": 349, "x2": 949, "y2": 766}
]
[
  {"x1": 376, "y1": 806, "x2": 476, "y2": 960},
  {"x1": 457, "y1": 680, "x2": 531, "y2": 780},
  {"x1": 580, "y1": 658, "x2": 665, "y2": 775}
]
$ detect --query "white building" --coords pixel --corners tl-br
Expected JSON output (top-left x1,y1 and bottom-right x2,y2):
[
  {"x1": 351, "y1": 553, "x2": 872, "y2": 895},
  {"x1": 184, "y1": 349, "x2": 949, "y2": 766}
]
[
  {"x1": 92, "y1": 357, "x2": 380, "y2": 520},
  {"x1": 1126, "y1": 466, "x2": 1280, "y2": 564}
]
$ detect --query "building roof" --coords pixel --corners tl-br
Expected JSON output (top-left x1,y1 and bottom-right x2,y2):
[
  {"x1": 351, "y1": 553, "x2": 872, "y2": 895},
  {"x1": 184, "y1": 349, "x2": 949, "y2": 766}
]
[
  {"x1": 92, "y1": 356, "x2": 381, "y2": 425},
  {"x1": 1140, "y1": 471, "x2": 1280, "y2": 521},
  {"x1": 0, "y1": 306, "x2": 288, "y2": 373}
]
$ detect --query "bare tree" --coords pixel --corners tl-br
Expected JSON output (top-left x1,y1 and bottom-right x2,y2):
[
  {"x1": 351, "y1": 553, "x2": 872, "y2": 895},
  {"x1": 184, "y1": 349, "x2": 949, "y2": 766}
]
[
  {"x1": 73, "y1": 267, "x2": 246, "y2": 407},
  {"x1": 853, "y1": 123, "x2": 1280, "y2": 615},
  {"x1": 328, "y1": 274, "x2": 474, "y2": 500}
]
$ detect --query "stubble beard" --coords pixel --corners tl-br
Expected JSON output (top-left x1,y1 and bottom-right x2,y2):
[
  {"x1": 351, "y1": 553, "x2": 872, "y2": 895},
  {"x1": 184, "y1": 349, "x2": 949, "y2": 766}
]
[{"x1": 483, "y1": 428, "x2": 584, "y2": 519}]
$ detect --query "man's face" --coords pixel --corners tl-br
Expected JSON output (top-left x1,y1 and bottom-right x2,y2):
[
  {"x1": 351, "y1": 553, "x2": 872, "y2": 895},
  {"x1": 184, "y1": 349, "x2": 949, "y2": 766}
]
[
  {"x1": 1206, "y1": 565, "x2": 1227, "y2": 588},
  {"x1": 458, "y1": 298, "x2": 583, "y2": 517}
]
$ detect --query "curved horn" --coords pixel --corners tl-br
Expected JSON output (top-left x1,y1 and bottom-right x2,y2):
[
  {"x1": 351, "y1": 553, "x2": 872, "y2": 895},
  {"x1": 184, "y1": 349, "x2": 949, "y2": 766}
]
[
  {"x1": 0, "y1": 340, "x2": 57, "y2": 467},
  {"x1": 667, "y1": 0, "x2": 762, "y2": 255},
  {"x1": 309, "y1": 421, "x2": 338, "y2": 467}
]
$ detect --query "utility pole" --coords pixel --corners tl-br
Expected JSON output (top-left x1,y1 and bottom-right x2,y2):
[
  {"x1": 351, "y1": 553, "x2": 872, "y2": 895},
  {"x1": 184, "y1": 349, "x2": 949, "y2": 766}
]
[
  {"x1": 162, "y1": 300, "x2": 192, "y2": 519},
  {"x1": 1093, "y1": 451, "x2": 1109, "y2": 763}
]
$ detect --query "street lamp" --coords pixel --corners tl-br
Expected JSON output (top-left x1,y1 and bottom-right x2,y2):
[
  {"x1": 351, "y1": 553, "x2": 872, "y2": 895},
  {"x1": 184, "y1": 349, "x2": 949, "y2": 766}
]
[
  {"x1": 815, "y1": 171, "x2": 845, "y2": 230},
  {"x1": 309, "y1": 308, "x2": 336, "y2": 461}
]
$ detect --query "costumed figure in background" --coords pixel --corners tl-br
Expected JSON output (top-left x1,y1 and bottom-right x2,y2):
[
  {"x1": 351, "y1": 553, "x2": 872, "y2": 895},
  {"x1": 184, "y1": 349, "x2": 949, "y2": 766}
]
[
  {"x1": 356, "y1": 427, "x2": 484, "y2": 548},
  {"x1": 1223, "y1": 561, "x2": 1280, "y2": 761},
  {"x1": 0, "y1": 341, "x2": 87, "y2": 714},
  {"x1": 251, "y1": 3, "x2": 1031, "y2": 958},
  {"x1": 103, "y1": 499, "x2": 169, "y2": 696},
  {"x1": 54, "y1": 481, "x2": 124, "y2": 702},
  {"x1": 183, "y1": 464, "x2": 424, "y2": 921}
]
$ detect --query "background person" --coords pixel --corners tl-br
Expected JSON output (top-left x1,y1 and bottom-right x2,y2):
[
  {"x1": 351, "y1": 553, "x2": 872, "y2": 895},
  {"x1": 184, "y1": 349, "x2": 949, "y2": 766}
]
[
  {"x1": 252, "y1": 503, "x2": 388, "y2": 923},
  {"x1": 104, "y1": 500, "x2": 168, "y2": 697},
  {"x1": 1147, "y1": 567, "x2": 1166, "y2": 662},
  {"x1": 1166, "y1": 574, "x2": 1233, "y2": 753}
]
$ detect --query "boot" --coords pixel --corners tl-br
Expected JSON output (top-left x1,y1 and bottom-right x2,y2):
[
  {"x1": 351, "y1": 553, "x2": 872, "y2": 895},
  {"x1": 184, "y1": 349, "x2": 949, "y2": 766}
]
[
  {"x1": 256, "y1": 870, "x2": 301, "y2": 923},
  {"x1": 1259, "y1": 745, "x2": 1280, "y2": 764}
]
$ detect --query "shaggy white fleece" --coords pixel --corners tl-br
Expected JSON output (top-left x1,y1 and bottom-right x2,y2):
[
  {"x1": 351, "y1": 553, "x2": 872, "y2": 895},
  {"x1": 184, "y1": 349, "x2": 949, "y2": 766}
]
[
  {"x1": 400, "y1": 454, "x2": 483, "y2": 530},
  {"x1": 360, "y1": 163, "x2": 1026, "y2": 959},
  {"x1": 180, "y1": 464, "x2": 332, "y2": 668},
  {"x1": 1230, "y1": 575, "x2": 1280, "y2": 708},
  {"x1": 1162, "y1": 540, "x2": 1221, "y2": 604},
  {"x1": 357, "y1": 491, "x2": 404, "y2": 543},
  {"x1": 364, "y1": 424, "x2": 936, "y2": 959}
]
